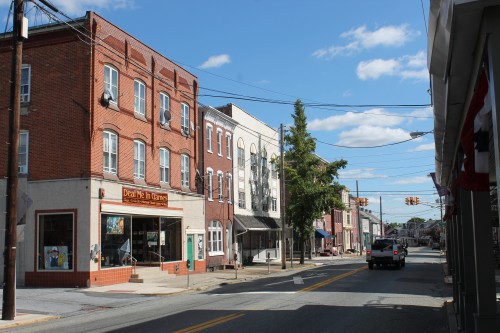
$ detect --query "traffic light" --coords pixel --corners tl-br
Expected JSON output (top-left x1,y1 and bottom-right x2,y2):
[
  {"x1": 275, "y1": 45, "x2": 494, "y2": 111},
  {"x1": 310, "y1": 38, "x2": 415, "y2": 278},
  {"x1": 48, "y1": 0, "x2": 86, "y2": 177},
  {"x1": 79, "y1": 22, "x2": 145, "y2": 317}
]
[
  {"x1": 364, "y1": 198, "x2": 369, "y2": 206},
  {"x1": 415, "y1": 197, "x2": 420, "y2": 205},
  {"x1": 405, "y1": 197, "x2": 409, "y2": 205},
  {"x1": 409, "y1": 197, "x2": 414, "y2": 205}
]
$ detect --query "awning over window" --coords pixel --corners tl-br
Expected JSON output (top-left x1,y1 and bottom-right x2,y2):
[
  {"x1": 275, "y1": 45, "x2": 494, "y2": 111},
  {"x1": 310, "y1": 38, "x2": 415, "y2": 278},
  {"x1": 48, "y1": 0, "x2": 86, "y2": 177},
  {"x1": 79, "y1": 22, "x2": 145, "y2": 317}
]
[
  {"x1": 234, "y1": 215, "x2": 281, "y2": 231},
  {"x1": 315, "y1": 229, "x2": 332, "y2": 239}
]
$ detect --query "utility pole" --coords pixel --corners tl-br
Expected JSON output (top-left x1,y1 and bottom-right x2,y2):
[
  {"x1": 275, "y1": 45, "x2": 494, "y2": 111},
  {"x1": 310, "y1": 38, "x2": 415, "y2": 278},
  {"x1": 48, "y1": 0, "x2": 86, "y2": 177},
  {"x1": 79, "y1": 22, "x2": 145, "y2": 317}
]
[
  {"x1": 3, "y1": 0, "x2": 24, "y2": 321},
  {"x1": 356, "y1": 181, "x2": 363, "y2": 256},
  {"x1": 280, "y1": 124, "x2": 286, "y2": 269},
  {"x1": 379, "y1": 196, "x2": 384, "y2": 237}
]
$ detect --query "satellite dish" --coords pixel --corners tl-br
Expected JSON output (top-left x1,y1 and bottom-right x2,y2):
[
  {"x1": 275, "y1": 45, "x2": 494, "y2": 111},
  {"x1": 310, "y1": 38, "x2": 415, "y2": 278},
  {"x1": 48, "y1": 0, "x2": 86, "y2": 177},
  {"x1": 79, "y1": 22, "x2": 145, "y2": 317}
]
[
  {"x1": 163, "y1": 110, "x2": 171, "y2": 123},
  {"x1": 101, "y1": 89, "x2": 114, "y2": 107}
]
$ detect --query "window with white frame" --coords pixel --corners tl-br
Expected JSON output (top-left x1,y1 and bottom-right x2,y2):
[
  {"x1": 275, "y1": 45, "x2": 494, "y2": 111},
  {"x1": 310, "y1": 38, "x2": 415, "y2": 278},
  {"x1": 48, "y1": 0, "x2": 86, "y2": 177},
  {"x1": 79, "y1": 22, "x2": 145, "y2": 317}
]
[
  {"x1": 18, "y1": 131, "x2": 28, "y2": 174},
  {"x1": 218, "y1": 171, "x2": 223, "y2": 202},
  {"x1": 134, "y1": 79, "x2": 146, "y2": 116},
  {"x1": 271, "y1": 157, "x2": 278, "y2": 179},
  {"x1": 272, "y1": 197, "x2": 277, "y2": 212},
  {"x1": 160, "y1": 92, "x2": 170, "y2": 125},
  {"x1": 181, "y1": 103, "x2": 189, "y2": 134},
  {"x1": 226, "y1": 133, "x2": 232, "y2": 159},
  {"x1": 226, "y1": 173, "x2": 232, "y2": 203},
  {"x1": 181, "y1": 154, "x2": 190, "y2": 187},
  {"x1": 21, "y1": 64, "x2": 31, "y2": 103},
  {"x1": 217, "y1": 129, "x2": 222, "y2": 156},
  {"x1": 237, "y1": 138, "x2": 245, "y2": 168},
  {"x1": 207, "y1": 168, "x2": 213, "y2": 200},
  {"x1": 206, "y1": 125, "x2": 213, "y2": 152},
  {"x1": 160, "y1": 148, "x2": 170, "y2": 184},
  {"x1": 238, "y1": 191, "x2": 245, "y2": 209},
  {"x1": 208, "y1": 220, "x2": 223, "y2": 254},
  {"x1": 103, "y1": 131, "x2": 117, "y2": 174},
  {"x1": 134, "y1": 140, "x2": 145, "y2": 179},
  {"x1": 261, "y1": 148, "x2": 268, "y2": 175},
  {"x1": 104, "y1": 64, "x2": 118, "y2": 104}
]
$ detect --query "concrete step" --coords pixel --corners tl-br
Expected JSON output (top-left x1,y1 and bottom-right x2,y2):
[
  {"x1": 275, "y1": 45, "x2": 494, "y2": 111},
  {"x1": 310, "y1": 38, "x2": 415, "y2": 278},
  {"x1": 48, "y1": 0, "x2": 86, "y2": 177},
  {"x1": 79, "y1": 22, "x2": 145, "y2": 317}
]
[{"x1": 131, "y1": 267, "x2": 176, "y2": 283}]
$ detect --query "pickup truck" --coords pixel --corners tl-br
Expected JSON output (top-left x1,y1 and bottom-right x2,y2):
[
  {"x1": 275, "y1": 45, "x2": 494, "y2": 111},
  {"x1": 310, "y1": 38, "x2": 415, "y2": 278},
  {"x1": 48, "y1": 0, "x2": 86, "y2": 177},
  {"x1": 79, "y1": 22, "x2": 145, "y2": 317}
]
[{"x1": 366, "y1": 238, "x2": 405, "y2": 270}]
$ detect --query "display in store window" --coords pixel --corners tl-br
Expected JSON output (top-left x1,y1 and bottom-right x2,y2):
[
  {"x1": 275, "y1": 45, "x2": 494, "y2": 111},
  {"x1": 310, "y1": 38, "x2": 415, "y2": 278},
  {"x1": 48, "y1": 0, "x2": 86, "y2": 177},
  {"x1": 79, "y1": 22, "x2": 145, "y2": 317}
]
[
  {"x1": 106, "y1": 216, "x2": 124, "y2": 234},
  {"x1": 44, "y1": 246, "x2": 68, "y2": 270}
]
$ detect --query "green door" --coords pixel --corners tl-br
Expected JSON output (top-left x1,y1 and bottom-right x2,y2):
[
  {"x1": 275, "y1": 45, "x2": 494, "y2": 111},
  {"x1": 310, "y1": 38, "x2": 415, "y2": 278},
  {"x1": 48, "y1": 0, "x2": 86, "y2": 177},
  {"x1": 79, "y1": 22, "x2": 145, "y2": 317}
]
[{"x1": 187, "y1": 235, "x2": 194, "y2": 271}]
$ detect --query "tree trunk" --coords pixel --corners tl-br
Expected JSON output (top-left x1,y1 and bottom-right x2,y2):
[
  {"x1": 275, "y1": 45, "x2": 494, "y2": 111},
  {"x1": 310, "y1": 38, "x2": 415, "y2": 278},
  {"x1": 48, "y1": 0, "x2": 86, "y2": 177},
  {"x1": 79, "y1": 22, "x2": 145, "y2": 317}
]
[{"x1": 299, "y1": 235, "x2": 306, "y2": 264}]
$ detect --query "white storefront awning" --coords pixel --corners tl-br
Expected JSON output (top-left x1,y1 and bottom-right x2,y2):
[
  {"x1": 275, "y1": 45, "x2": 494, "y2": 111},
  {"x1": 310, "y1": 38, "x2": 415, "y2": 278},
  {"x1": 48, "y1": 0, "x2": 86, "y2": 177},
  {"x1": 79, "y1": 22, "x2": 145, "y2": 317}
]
[{"x1": 101, "y1": 202, "x2": 183, "y2": 217}]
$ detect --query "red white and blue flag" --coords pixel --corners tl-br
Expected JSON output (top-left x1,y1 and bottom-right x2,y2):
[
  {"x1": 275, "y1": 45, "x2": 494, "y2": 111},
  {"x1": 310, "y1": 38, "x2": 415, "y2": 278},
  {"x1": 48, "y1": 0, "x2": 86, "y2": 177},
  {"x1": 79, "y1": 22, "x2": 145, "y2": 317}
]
[{"x1": 459, "y1": 69, "x2": 491, "y2": 191}]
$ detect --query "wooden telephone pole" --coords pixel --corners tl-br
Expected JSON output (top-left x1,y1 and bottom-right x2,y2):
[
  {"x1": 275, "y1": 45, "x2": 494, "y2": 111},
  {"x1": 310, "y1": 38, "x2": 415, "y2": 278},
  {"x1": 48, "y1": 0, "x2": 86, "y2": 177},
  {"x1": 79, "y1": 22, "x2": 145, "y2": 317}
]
[{"x1": 2, "y1": 0, "x2": 24, "y2": 321}]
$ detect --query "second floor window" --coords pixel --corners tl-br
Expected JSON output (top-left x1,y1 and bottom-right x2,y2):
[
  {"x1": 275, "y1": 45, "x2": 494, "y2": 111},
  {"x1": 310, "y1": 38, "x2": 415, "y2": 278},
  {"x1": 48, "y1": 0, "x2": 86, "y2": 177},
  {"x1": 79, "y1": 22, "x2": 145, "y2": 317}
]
[
  {"x1": 18, "y1": 132, "x2": 28, "y2": 174},
  {"x1": 181, "y1": 103, "x2": 189, "y2": 134},
  {"x1": 227, "y1": 174, "x2": 232, "y2": 203},
  {"x1": 21, "y1": 65, "x2": 31, "y2": 103},
  {"x1": 217, "y1": 130, "x2": 222, "y2": 156},
  {"x1": 206, "y1": 125, "x2": 213, "y2": 152},
  {"x1": 226, "y1": 134, "x2": 232, "y2": 159},
  {"x1": 103, "y1": 131, "x2": 117, "y2": 174},
  {"x1": 134, "y1": 79, "x2": 146, "y2": 116},
  {"x1": 160, "y1": 148, "x2": 170, "y2": 183},
  {"x1": 160, "y1": 92, "x2": 170, "y2": 125},
  {"x1": 134, "y1": 140, "x2": 145, "y2": 179},
  {"x1": 238, "y1": 147, "x2": 245, "y2": 168},
  {"x1": 218, "y1": 172, "x2": 223, "y2": 202},
  {"x1": 104, "y1": 64, "x2": 118, "y2": 104},
  {"x1": 207, "y1": 169, "x2": 213, "y2": 200},
  {"x1": 181, "y1": 154, "x2": 189, "y2": 187}
]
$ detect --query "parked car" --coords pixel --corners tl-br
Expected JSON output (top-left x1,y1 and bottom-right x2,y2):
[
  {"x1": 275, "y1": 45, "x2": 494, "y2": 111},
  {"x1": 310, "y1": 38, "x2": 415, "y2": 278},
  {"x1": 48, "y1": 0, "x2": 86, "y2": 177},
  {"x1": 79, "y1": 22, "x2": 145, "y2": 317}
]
[{"x1": 432, "y1": 243, "x2": 440, "y2": 250}]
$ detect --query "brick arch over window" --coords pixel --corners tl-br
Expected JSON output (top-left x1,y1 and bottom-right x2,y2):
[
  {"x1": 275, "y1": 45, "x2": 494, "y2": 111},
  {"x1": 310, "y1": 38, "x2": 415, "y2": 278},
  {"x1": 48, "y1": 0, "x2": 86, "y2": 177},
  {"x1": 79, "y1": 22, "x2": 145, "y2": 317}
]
[
  {"x1": 102, "y1": 123, "x2": 121, "y2": 133},
  {"x1": 132, "y1": 132, "x2": 149, "y2": 142}
]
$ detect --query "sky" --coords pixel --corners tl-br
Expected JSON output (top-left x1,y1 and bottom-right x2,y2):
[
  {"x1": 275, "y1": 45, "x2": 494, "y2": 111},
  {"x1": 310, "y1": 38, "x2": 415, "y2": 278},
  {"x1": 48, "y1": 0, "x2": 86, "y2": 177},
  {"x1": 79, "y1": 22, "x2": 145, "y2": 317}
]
[{"x1": 0, "y1": 0, "x2": 439, "y2": 224}]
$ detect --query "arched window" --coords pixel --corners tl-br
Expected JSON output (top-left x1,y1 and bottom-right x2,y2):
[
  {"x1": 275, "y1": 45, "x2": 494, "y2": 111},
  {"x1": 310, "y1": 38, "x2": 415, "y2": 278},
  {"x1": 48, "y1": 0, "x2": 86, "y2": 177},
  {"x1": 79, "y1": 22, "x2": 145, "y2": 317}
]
[
  {"x1": 237, "y1": 138, "x2": 245, "y2": 168},
  {"x1": 207, "y1": 168, "x2": 213, "y2": 200},
  {"x1": 103, "y1": 130, "x2": 118, "y2": 174},
  {"x1": 181, "y1": 153, "x2": 190, "y2": 187},
  {"x1": 134, "y1": 140, "x2": 145, "y2": 179}
]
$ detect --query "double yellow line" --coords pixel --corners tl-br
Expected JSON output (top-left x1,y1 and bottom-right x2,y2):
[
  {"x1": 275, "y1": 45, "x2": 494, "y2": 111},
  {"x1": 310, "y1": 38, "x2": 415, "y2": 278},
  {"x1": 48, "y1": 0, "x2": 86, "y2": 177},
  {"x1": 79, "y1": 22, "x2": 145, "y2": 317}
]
[
  {"x1": 300, "y1": 266, "x2": 367, "y2": 292},
  {"x1": 174, "y1": 312, "x2": 246, "y2": 333}
]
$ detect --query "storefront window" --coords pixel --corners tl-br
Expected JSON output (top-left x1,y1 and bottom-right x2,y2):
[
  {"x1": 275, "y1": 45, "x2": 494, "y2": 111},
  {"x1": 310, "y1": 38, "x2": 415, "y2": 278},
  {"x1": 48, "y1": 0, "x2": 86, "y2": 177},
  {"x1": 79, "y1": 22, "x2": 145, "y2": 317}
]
[
  {"x1": 38, "y1": 213, "x2": 74, "y2": 270},
  {"x1": 160, "y1": 217, "x2": 182, "y2": 261},
  {"x1": 101, "y1": 214, "x2": 132, "y2": 267}
]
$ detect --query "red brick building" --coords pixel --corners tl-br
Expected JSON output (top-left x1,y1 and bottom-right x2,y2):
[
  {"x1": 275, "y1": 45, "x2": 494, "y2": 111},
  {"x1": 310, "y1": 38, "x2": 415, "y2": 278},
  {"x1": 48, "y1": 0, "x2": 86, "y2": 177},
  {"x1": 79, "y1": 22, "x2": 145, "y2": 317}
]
[
  {"x1": 0, "y1": 12, "x2": 205, "y2": 287},
  {"x1": 198, "y1": 107, "x2": 237, "y2": 270}
]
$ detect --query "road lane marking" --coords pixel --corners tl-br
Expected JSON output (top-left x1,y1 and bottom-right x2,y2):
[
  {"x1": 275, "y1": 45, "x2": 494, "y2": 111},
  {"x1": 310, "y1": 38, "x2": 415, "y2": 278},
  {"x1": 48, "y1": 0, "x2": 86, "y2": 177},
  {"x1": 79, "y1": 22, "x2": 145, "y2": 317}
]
[
  {"x1": 293, "y1": 276, "x2": 304, "y2": 284},
  {"x1": 300, "y1": 266, "x2": 367, "y2": 292},
  {"x1": 210, "y1": 291, "x2": 296, "y2": 295},
  {"x1": 265, "y1": 273, "x2": 326, "y2": 286},
  {"x1": 174, "y1": 312, "x2": 246, "y2": 333}
]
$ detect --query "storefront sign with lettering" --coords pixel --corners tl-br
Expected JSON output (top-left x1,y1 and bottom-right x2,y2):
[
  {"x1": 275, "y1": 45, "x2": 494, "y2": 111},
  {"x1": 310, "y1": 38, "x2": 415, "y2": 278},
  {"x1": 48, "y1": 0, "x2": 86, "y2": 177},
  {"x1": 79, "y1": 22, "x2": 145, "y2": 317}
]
[{"x1": 122, "y1": 187, "x2": 168, "y2": 207}]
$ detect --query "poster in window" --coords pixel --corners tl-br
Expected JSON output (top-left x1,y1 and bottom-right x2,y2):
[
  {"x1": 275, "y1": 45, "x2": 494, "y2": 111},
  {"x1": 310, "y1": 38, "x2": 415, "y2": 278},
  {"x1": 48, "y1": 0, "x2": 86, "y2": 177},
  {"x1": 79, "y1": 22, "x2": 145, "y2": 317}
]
[
  {"x1": 160, "y1": 231, "x2": 166, "y2": 246},
  {"x1": 147, "y1": 232, "x2": 158, "y2": 246},
  {"x1": 106, "y1": 216, "x2": 124, "y2": 235},
  {"x1": 198, "y1": 235, "x2": 204, "y2": 260},
  {"x1": 44, "y1": 246, "x2": 68, "y2": 270}
]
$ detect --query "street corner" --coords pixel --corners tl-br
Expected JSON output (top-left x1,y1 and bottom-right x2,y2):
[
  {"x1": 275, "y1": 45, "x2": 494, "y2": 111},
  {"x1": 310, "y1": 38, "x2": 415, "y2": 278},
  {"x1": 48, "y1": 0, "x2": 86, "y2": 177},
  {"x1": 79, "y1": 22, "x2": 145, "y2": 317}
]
[{"x1": 0, "y1": 313, "x2": 59, "y2": 330}]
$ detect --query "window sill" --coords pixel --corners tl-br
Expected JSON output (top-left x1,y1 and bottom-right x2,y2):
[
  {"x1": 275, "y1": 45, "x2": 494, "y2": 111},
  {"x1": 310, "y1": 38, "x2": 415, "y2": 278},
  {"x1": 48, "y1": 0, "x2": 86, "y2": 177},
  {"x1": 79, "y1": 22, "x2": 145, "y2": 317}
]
[
  {"x1": 207, "y1": 150, "x2": 213, "y2": 154},
  {"x1": 217, "y1": 154, "x2": 223, "y2": 157},
  {"x1": 160, "y1": 182, "x2": 171, "y2": 190},
  {"x1": 209, "y1": 251, "x2": 224, "y2": 257},
  {"x1": 107, "y1": 102, "x2": 120, "y2": 112},
  {"x1": 103, "y1": 172, "x2": 119, "y2": 181},
  {"x1": 134, "y1": 178, "x2": 147, "y2": 186},
  {"x1": 208, "y1": 198, "x2": 214, "y2": 202},
  {"x1": 134, "y1": 113, "x2": 147, "y2": 122},
  {"x1": 181, "y1": 185, "x2": 191, "y2": 193},
  {"x1": 160, "y1": 122, "x2": 171, "y2": 131}
]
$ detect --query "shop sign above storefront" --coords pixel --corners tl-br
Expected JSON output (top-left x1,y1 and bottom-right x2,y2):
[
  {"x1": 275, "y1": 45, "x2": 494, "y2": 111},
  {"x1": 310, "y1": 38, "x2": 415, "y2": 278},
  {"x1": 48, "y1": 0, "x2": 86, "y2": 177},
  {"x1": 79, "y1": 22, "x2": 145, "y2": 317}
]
[{"x1": 122, "y1": 187, "x2": 168, "y2": 207}]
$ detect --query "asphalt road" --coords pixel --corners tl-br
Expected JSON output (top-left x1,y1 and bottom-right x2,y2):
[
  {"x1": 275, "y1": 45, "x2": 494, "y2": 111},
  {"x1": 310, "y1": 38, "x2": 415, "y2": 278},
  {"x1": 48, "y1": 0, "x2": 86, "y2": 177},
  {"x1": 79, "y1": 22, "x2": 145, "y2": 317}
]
[{"x1": 6, "y1": 247, "x2": 451, "y2": 333}]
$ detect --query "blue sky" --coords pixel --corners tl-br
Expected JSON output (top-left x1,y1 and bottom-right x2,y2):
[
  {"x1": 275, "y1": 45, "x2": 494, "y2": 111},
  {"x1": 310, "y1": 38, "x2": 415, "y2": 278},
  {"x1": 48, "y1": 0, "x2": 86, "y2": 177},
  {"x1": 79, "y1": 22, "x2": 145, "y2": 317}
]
[{"x1": 1, "y1": 0, "x2": 439, "y2": 224}]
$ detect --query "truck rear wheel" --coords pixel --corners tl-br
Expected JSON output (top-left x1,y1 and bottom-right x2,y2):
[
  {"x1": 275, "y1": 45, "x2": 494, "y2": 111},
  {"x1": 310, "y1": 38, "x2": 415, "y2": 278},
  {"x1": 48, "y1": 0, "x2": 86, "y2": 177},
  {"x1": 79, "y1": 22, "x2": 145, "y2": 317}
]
[{"x1": 368, "y1": 262, "x2": 374, "y2": 270}]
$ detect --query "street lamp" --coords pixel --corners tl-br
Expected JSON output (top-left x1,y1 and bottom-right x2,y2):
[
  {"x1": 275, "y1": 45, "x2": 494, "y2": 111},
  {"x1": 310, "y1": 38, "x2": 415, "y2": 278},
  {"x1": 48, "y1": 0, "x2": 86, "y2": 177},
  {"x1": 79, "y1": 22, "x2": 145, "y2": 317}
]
[{"x1": 409, "y1": 130, "x2": 433, "y2": 139}]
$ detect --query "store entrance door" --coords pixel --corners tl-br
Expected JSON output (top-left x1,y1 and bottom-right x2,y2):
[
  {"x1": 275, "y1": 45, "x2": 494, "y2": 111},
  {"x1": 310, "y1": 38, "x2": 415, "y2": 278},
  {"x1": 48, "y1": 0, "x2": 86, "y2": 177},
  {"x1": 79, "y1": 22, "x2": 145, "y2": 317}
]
[{"x1": 132, "y1": 217, "x2": 160, "y2": 265}]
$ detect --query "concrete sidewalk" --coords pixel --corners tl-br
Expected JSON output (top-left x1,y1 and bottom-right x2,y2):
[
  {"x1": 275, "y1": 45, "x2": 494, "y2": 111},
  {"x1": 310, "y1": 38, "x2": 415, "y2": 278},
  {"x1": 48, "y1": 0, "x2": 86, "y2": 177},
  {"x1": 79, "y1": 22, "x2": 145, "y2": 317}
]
[{"x1": 0, "y1": 254, "x2": 358, "y2": 330}]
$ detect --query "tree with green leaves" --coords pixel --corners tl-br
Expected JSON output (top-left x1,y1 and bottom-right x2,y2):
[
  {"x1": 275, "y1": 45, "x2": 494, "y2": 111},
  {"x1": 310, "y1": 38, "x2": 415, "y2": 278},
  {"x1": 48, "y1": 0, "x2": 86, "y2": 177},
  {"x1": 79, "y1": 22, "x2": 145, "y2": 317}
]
[{"x1": 284, "y1": 99, "x2": 347, "y2": 264}]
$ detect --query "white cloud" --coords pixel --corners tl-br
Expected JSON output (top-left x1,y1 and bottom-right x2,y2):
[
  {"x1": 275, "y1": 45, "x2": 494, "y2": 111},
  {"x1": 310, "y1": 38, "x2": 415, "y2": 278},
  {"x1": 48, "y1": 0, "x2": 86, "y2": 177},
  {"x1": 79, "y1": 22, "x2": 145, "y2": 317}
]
[
  {"x1": 409, "y1": 143, "x2": 435, "y2": 152},
  {"x1": 357, "y1": 59, "x2": 400, "y2": 80},
  {"x1": 308, "y1": 108, "x2": 403, "y2": 131},
  {"x1": 336, "y1": 125, "x2": 409, "y2": 147},
  {"x1": 199, "y1": 54, "x2": 231, "y2": 69},
  {"x1": 389, "y1": 176, "x2": 430, "y2": 185},
  {"x1": 357, "y1": 51, "x2": 429, "y2": 81},
  {"x1": 339, "y1": 168, "x2": 388, "y2": 180},
  {"x1": 312, "y1": 24, "x2": 418, "y2": 59}
]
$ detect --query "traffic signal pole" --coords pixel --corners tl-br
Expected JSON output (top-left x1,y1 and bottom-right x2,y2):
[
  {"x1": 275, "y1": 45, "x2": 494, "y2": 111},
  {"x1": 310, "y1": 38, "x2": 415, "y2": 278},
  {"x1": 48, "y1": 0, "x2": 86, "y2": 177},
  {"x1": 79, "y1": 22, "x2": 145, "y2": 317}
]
[{"x1": 2, "y1": 0, "x2": 24, "y2": 321}]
